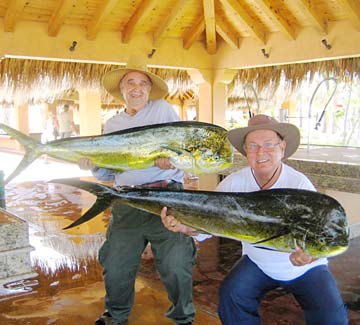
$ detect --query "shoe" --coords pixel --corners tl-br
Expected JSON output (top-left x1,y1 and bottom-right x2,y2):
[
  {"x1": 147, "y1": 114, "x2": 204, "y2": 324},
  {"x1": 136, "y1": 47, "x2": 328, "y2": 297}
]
[{"x1": 95, "y1": 311, "x2": 128, "y2": 325}]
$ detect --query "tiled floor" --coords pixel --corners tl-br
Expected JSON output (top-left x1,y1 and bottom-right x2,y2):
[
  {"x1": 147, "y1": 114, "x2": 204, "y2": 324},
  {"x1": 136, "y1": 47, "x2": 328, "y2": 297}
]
[{"x1": 0, "y1": 150, "x2": 359, "y2": 324}]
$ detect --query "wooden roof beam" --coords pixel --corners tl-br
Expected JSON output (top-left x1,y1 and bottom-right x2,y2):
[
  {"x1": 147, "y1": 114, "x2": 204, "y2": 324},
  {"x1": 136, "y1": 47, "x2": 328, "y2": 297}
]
[
  {"x1": 4, "y1": 0, "x2": 27, "y2": 32},
  {"x1": 86, "y1": 0, "x2": 119, "y2": 40},
  {"x1": 255, "y1": 0, "x2": 297, "y2": 40},
  {"x1": 220, "y1": 0, "x2": 266, "y2": 45},
  {"x1": 337, "y1": 0, "x2": 360, "y2": 30},
  {"x1": 121, "y1": 0, "x2": 157, "y2": 43},
  {"x1": 297, "y1": 0, "x2": 328, "y2": 33},
  {"x1": 183, "y1": 16, "x2": 205, "y2": 50},
  {"x1": 153, "y1": 0, "x2": 187, "y2": 47},
  {"x1": 216, "y1": 18, "x2": 240, "y2": 49},
  {"x1": 48, "y1": 0, "x2": 76, "y2": 37},
  {"x1": 203, "y1": 0, "x2": 217, "y2": 54}
]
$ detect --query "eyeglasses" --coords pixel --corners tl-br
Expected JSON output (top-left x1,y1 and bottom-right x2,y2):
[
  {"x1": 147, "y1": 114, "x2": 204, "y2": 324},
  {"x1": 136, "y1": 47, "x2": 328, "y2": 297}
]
[{"x1": 244, "y1": 141, "x2": 282, "y2": 153}]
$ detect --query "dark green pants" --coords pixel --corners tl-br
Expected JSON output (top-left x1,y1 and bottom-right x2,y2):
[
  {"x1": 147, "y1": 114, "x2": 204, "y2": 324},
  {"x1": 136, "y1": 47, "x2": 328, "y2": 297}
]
[{"x1": 98, "y1": 183, "x2": 196, "y2": 324}]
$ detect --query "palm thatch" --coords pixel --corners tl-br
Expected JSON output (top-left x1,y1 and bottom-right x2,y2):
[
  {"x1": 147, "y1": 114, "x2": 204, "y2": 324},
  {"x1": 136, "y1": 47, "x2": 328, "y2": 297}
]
[
  {"x1": 228, "y1": 57, "x2": 360, "y2": 109},
  {"x1": 0, "y1": 58, "x2": 198, "y2": 105}
]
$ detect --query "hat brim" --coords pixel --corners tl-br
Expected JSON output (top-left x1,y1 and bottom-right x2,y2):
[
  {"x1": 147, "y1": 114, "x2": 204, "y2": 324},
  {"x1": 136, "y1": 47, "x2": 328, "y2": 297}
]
[
  {"x1": 102, "y1": 68, "x2": 169, "y2": 102},
  {"x1": 228, "y1": 123, "x2": 300, "y2": 159}
]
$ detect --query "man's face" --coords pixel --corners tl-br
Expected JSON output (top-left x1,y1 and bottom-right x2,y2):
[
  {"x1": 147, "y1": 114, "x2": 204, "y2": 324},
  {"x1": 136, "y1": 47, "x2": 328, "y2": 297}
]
[
  {"x1": 119, "y1": 71, "x2": 152, "y2": 111},
  {"x1": 243, "y1": 129, "x2": 286, "y2": 176}
]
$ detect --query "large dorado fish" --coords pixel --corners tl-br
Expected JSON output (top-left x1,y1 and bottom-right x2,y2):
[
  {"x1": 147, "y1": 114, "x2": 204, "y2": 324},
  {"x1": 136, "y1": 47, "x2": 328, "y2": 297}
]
[
  {"x1": 0, "y1": 121, "x2": 233, "y2": 184},
  {"x1": 52, "y1": 178, "x2": 349, "y2": 258}
]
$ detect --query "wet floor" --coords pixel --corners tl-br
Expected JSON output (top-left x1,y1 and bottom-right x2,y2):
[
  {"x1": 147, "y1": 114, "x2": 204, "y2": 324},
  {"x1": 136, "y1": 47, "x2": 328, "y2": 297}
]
[
  {"x1": 0, "y1": 180, "x2": 221, "y2": 324},
  {"x1": 0, "y1": 151, "x2": 359, "y2": 324}
]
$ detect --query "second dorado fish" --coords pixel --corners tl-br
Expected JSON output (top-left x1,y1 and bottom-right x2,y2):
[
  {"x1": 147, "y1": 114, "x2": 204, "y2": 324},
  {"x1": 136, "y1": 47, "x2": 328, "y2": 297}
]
[
  {"x1": 0, "y1": 121, "x2": 233, "y2": 183},
  {"x1": 53, "y1": 178, "x2": 349, "y2": 259}
]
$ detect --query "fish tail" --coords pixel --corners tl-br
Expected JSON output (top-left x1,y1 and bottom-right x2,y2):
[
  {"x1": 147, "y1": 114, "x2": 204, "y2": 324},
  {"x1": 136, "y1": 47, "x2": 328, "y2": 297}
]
[
  {"x1": 0, "y1": 123, "x2": 44, "y2": 184},
  {"x1": 50, "y1": 178, "x2": 116, "y2": 229}
]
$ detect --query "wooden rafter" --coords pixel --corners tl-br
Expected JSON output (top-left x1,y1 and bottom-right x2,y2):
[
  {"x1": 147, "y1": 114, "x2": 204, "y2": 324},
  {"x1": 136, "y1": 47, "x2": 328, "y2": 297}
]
[
  {"x1": 220, "y1": 0, "x2": 266, "y2": 45},
  {"x1": 86, "y1": 0, "x2": 119, "y2": 40},
  {"x1": 255, "y1": 0, "x2": 296, "y2": 40},
  {"x1": 203, "y1": 0, "x2": 217, "y2": 54},
  {"x1": 297, "y1": 0, "x2": 328, "y2": 33},
  {"x1": 0, "y1": 0, "x2": 357, "y2": 57},
  {"x1": 183, "y1": 16, "x2": 205, "y2": 50},
  {"x1": 216, "y1": 18, "x2": 240, "y2": 49},
  {"x1": 4, "y1": 0, "x2": 27, "y2": 32},
  {"x1": 337, "y1": 0, "x2": 360, "y2": 30},
  {"x1": 153, "y1": 0, "x2": 187, "y2": 46},
  {"x1": 48, "y1": 0, "x2": 76, "y2": 37},
  {"x1": 121, "y1": 0, "x2": 157, "y2": 43}
]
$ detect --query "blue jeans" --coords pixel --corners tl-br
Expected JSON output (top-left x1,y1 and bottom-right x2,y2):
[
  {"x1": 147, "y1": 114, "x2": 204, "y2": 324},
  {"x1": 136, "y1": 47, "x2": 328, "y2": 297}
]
[{"x1": 218, "y1": 255, "x2": 348, "y2": 325}]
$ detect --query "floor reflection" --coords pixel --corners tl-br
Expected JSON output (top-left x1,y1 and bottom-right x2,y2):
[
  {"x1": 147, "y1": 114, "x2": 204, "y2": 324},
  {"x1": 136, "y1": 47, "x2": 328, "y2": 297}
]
[
  {"x1": 0, "y1": 180, "x2": 221, "y2": 324},
  {"x1": 0, "y1": 178, "x2": 359, "y2": 324}
]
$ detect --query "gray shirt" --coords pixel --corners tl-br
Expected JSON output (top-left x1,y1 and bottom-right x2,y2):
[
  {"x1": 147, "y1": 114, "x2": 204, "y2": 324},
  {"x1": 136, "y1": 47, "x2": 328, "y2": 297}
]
[{"x1": 93, "y1": 99, "x2": 184, "y2": 186}]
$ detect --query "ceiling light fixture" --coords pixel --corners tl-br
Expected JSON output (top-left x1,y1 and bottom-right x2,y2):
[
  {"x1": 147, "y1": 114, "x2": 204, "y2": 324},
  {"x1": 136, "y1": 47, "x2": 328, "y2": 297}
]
[
  {"x1": 69, "y1": 41, "x2": 77, "y2": 52},
  {"x1": 148, "y1": 48, "x2": 156, "y2": 58},
  {"x1": 261, "y1": 48, "x2": 269, "y2": 58},
  {"x1": 321, "y1": 39, "x2": 331, "y2": 50}
]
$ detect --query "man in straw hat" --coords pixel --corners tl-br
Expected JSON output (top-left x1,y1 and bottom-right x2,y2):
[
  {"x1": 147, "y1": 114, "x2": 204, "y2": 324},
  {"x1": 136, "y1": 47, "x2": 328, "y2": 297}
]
[
  {"x1": 79, "y1": 56, "x2": 196, "y2": 325},
  {"x1": 161, "y1": 114, "x2": 347, "y2": 324}
]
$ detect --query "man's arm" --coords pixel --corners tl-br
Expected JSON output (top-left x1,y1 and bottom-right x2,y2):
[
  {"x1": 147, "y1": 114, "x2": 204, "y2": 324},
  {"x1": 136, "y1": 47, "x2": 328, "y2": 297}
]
[
  {"x1": 160, "y1": 207, "x2": 213, "y2": 243},
  {"x1": 78, "y1": 157, "x2": 115, "y2": 181}
]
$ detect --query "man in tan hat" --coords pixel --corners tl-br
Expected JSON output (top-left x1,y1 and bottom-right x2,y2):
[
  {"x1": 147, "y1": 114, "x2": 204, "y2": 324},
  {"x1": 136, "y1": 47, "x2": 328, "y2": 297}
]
[
  {"x1": 161, "y1": 114, "x2": 347, "y2": 324},
  {"x1": 79, "y1": 56, "x2": 196, "y2": 325}
]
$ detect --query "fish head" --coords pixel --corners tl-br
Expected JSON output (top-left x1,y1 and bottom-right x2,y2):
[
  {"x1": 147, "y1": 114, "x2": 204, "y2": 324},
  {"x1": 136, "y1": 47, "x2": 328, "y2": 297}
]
[
  {"x1": 193, "y1": 146, "x2": 233, "y2": 174},
  {"x1": 184, "y1": 127, "x2": 234, "y2": 174},
  {"x1": 294, "y1": 203, "x2": 350, "y2": 258}
]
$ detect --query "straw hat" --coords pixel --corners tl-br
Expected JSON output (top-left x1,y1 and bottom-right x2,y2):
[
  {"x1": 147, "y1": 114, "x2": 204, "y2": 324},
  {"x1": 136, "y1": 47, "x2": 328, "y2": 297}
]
[
  {"x1": 228, "y1": 114, "x2": 300, "y2": 158},
  {"x1": 102, "y1": 55, "x2": 169, "y2": 101}
]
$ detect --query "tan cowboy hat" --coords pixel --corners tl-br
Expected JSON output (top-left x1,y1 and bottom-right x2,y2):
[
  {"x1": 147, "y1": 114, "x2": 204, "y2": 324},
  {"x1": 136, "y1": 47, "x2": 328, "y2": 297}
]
[
  {"x1": 228, "y1": 114, "x2": 300, "y2": 158},
  {"x1": 102, "y1": 55, "x2": 169, "y2": 101}
]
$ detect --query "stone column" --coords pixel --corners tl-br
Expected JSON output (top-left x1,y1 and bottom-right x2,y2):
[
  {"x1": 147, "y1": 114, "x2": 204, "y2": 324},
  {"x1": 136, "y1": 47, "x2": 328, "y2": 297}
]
[
  {"x1": 187, "y1": 69, "x2": 213, "y2": 123},
  {"x1": 77, "y1": 89, "x2": 102, "y2": 136},
  {"x1": 12, "y1": 102, "x2": 29, "y2": 150}
]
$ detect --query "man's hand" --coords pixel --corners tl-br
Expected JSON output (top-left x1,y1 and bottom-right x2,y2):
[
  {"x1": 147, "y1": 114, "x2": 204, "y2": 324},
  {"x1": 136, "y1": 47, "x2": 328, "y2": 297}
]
[
  {"x1": 154, "y1": 158, "x2": 175, "y2": 169},
  {"x1": 160, "y1": 207, "x2": 198, "y2": 236},
  {"x1": 289, "y1": 243, "x2": 317, "y2": 266},
  {"x1": 78, "y1": 157, "x2": 96, "y2": 171}
]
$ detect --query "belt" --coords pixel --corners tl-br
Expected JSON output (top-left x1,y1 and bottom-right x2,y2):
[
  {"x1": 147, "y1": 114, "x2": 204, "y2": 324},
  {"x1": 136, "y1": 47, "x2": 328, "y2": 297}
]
[{"x1": 139, "y1": 180, "x2": 174, "y2": 188}]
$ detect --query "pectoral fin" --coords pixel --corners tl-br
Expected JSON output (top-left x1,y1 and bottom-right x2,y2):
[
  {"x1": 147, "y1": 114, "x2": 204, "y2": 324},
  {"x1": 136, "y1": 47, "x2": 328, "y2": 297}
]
[
  {"x1": 251, "y1": 229, "x2": 289, "y2": 245},
  {"x1": 161, "y1": 145, "x2": 191, "y2": 156}
]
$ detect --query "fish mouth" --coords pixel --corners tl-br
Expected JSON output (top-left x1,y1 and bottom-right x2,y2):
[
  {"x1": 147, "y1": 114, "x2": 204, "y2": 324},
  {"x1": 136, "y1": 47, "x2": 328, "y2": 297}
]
[{"x1": 322, "y1": 245, "x2": 349, "y2": 258}]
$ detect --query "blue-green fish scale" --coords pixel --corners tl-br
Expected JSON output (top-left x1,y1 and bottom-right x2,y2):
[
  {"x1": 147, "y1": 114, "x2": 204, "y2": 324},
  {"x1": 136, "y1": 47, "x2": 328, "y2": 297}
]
[
  {"x1": 0, "y1": 121, "x2": 233, "y2": 183},
  {"x1": 52, "y1": 179, "x2": 350, "y2": 258}
]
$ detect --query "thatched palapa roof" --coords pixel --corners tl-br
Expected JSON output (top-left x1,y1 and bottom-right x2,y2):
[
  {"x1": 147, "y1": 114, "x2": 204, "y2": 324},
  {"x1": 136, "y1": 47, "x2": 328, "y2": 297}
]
[
  {"x1": 1, "y1": 57, "x2": 359, "y2": 110},
  {"x1": 227, "y1": 57, "x2": 360, "y2": 109},
  {"x1": 0, "y1": 58, "x2": 197, "y2": 105}
]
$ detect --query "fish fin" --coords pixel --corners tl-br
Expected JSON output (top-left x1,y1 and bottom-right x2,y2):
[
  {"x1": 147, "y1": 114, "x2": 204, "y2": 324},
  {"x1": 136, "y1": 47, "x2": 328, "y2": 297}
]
[
  {"x1": 63, "y1": 197, "x2": 113, "y2": 229},
  {"x1": 251, "y1": 229, "x2": 289, "y2": 245},
  {"x1": 50, "y1": 178, "x2": 116, "y2": 229},
  {"x1": 161, "y1": 145, "x2": 190, "y2": 155},
  {"x1": 0, "y1": 123, "x2": 42, "y2": 184},
  {"x1": 5, "y1": 151, "x2": 40, "y2": 184}
]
